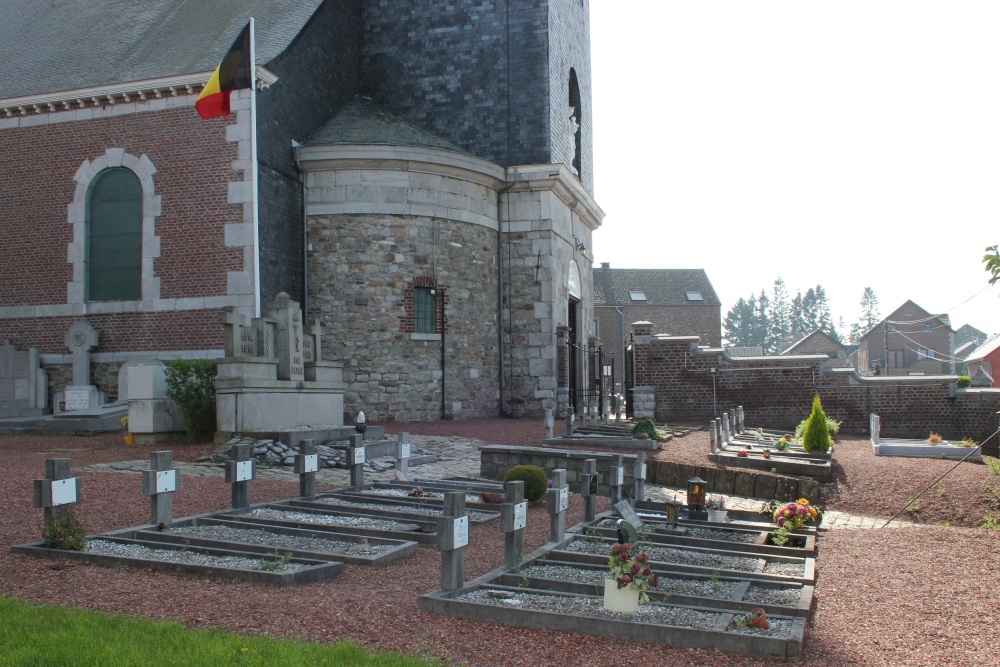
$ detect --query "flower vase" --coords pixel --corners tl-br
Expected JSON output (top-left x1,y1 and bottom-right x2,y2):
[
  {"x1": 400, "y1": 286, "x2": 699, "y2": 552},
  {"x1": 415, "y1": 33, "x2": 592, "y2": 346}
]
[
  {"x1": 603, "y1": 578, "x2": 640, "y2": 613},
  {"x1": 124, "y1": 433, "x2": 135, "y2": 445},
  {"x1": 745, "y1": 608, "x2": 769, "y2": 629},
  {"x1": 707, "y1": 509, "x2": 728, "y2": 523}
]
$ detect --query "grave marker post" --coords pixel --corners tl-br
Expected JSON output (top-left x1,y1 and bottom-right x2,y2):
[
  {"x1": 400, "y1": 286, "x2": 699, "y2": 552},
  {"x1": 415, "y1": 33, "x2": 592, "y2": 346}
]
[
  {"x1": 435, "y1": 491, "x2": 468, "y2": 591},
  {"x1": 545, "y1": 469, "x2": 568, "y2": 542},
  {"x1": 544, "y1": 409, "x2": 554, "y2": 440},
  {"x1": 721, "y1": 412, "x2": 731, "y2": 445},
  {"x1": 737, "y1": 406, "x2": 745, "y2": 433},
  {"x1": 395, "y1": 432, "x2": 411, "y2": 480},
  {"x1": 141, "y1": 451, "x2": 178, "y2": 525},
  {"x1": 633, "y1": 451, "x2": 646, "y2": 504},
  {"x1": 218, "y1": 307, "x2": 245, "y2": 357},
  {"x1": 500, "y1": 480, "x2": 526, "y2": 568},
  {"x1": 33, "y1": 458, "x2": 81, "y2": 529},
  {"x1": 580, "y1": 459, "x2": 598, "y2": 522},
  {"x1": 348, "y1": 433, "x2": 366, "y2": 488},
  {"x1": 565, "y1": 412, "x2": 575, "y2": 436},
  {"x1": 729, "y1": 409, "x2": 737, "y2": 436},
  {"x1": 709, "y1": 421, "x2": 718, "y2": 453},
  {"x1": 294, "y1": 439, "x2": 318, "y2": 497},
  {"x1": 223, "y1": 444, "x2": 254, "y2": 510},
  {"x1": 870, "y1": 414, "x2": 880, "y2": 445},
  {"x1": 610, "y1": 454, "x2": 624, "y2": 504}
]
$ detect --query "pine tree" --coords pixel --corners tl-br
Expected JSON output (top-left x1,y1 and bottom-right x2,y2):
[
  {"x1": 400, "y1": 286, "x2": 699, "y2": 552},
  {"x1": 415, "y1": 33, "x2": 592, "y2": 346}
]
[
  {"x1": 723, "y1": 297, "x2": 756, "y2": 347},
  {"x1": 790, "y1": 291, "x2": 807, "y2": 337},
  {"x1": 768, "y1": 278, "x2": 791, "y2": 350},
  {"x1": 802, "y1": 394, "x2": 832, "y2": 453},
  {"x1": 754, "y1": 289, "x2": 772, "y2": 352},
  {"x1": 849, "y1": 287, "x2": 880, "y2": 343}
]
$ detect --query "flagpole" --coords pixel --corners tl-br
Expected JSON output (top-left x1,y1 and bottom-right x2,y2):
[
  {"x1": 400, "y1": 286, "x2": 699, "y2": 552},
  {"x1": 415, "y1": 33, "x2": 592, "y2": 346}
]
[{"x1": 248, "y1": 16, "x2": 262, "y2": 318}]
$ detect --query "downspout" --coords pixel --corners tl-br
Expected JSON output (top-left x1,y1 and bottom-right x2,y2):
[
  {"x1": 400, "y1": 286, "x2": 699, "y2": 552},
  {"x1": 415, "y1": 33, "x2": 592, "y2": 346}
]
[
  {"x1": 440, "y1": 287, "x2": 448, "y2": 420},
  {"x1": 497, "y1": 170, "x2": 515, "y2": 416},
  {"x1": 292, "y1": 140, "x2": 308, "y2": 321},
  {"x1": 616, "y1": 306, "x2": 625, "y2": 394}
]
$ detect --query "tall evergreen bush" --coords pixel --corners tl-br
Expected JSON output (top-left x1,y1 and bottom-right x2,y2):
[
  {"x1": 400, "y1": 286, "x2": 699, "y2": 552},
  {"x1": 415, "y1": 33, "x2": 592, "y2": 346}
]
[
  {"x1": 164, "y1": 359, "x2": 218, "y2": 442},
  {"x1": 802, "y1": 394, "x2": 832, "y2": 453}
]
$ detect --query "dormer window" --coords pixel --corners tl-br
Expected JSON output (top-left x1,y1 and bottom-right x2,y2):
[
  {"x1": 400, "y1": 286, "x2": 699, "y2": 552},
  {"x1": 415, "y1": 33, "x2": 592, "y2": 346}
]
[
  {"x1": 685, "y1": 291, "x2": 703, "y2": 302},
  {"x1": 629, "y1": 291, "x2": 647, "y2": 302}
]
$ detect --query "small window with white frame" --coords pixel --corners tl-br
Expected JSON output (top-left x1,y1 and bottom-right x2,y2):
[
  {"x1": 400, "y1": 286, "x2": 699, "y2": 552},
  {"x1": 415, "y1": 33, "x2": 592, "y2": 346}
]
[{"x1": 629, "y1": 291, "x2": 647, "y2": 302}]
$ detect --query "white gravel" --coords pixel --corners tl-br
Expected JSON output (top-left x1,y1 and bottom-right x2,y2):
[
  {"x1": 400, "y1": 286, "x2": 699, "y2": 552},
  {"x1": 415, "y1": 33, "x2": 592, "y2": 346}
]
[{"x1": 85, "y1": 539, "x2": 306, "y2": 572}]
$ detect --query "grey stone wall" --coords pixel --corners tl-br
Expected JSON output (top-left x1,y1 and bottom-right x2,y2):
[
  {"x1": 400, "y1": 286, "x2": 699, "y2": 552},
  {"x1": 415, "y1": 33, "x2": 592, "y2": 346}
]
[
  {"x1": 480, "y1": 444, "x2": 637, "y2": 496},
  {"x1": 548, "y1": 0, "x2": 594, "y2": 192},
  {"x1": 308, "y1": 214, "x2": 500, "y2": 422}
]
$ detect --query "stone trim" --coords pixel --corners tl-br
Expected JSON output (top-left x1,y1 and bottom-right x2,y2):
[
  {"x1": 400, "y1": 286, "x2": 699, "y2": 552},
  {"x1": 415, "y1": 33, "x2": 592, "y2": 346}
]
[
  {"x1": 67, "y1": 148, "x2": 162, "y2": 313},
  {"x1": 41, "y1": 349, "x2": 224, "y2": 364},
  {"x1": 223, "y1": 89, "x2": 257, "y2": 321}
]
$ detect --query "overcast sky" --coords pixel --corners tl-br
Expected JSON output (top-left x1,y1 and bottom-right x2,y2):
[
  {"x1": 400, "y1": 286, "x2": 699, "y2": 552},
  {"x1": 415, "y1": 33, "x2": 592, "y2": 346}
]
[{"x1": 590, "y1": 1, "x2": 1000, "y2": 338}]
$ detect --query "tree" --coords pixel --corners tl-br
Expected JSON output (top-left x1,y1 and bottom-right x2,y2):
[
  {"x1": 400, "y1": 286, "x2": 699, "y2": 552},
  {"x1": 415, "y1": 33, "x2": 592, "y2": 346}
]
[
  {"x1": 768, "y1": 278, "x2": 791, "y2": 351},
  {"x1": 754, "y1": 289, "x2": 772, "y2": 352},
  {"x1": 723, "y1": 297, "x2": 756, "y2": 347},
  {"x1": 849, "y1": 287, "x2": 880, "y2": 343},
  {"x1": 801, "y1": 394, "x2": 832, "y2": 453},
  {"x1": 984, "y1": 245, "x2": 1000, "y2": 284},
  {"x1": 790, "y1": 290, "x2": 808, "y2": 337}
]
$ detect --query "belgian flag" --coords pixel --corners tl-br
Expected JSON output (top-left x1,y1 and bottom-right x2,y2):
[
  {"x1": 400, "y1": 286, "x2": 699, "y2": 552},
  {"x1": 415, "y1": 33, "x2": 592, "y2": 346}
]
[{"x1": 196, "y1": 23, "x2": 253, "y2": 120}]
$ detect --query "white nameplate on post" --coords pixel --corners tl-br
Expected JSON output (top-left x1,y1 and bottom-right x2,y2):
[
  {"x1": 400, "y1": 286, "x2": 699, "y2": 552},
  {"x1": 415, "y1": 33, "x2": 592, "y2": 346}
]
[
  {"x1": 614, "y1": 467, "x2": 624, "y2": 486},
  {"x1": 303, "y1": 454, "x2": 318, "y2": 473},
  {"x1": 352, "y1": 447, "x2": 366, "y2": 465},
  {"x1": 637, "y1": 463, "x2": 647, "y2": 479},
  {"x1": 513, "y1": 501, "x2": 527, "y2": 530},
  {"x1": 236, "y1": 460, "x2": 253, "y2": 482},
  {"x1": 558, "y1": 487, "x2": 569, "y2": 512},
  {"x1": 51, "y1": 478, "x2": 77, "y2": 506},
  {"x1": 452, "y1": 516, "x2": 469, "y2": 549},
  {"x1": 155, "y1": 470, "x2": 177, "y2": 494},
  {"x1": 399, "y1": 443, "x2": 410, "y2": 459}
]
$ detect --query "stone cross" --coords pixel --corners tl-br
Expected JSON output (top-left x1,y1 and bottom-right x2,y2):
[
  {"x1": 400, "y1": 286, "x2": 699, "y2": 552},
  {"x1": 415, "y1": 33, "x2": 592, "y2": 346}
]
[
  {"x1": 294, "y1": 439, "x2": 318, "y2": 497},
  {"x1": 266, "y1": 292, "x2": 304, "y2": 381},
  {"x1": 633, "y1": 451, "x2": 646, "y2": 504},
  {"x1": 435, "y1": 491, "x2": 468, "y2": 592},
  {"x1": 64, "y1": 321, "x2": 98, "y2": 387},
  {"x1": 545, "y1": 469, "x2": 568, "y2": 543},
  {"x1": 500, "y1": 480, "x2": 526, "y2": 568},
  {"x1": 348, "y1": 433, "x2": 366, "y2": 488},
  {"x1": 544, "y1": 409, "x2": 554, "y2": 440},
  {"x1": 253, "y1": 316, "x2": 277, "y2": 358},
  {"x1": 565, "y1": 412, "x2": 575, "y2": 436},
  {"x1": 395, "y1": 432, "x2": 411, "y2": 480},
  {"x1": 224, "y1": 444, "x2": 255, "y2": 509},
  {"x1": 141, "y1": 451, "x2": 178, "y2": 525},
  {"x1": 579, "y1": 459, "x2": 598, "y2": 523},
  {"x1": 302, "y1": 319, "x2": 322, "y2": 364},
  {"x1": 218, "y1": 307, "x2": 245, "y2": 357},
  {"x1": 33, "y1": 458, "x2": 81, "y2": 529},
  {"x1": 709, "y1": 421, "x2": 718, "y2": 454},
  {"x1": 609, "y1": 454, "x2": 624, "y2": 504},
  {"x1": 870, "y1": 414, "x2": 881, "y2": 445}
]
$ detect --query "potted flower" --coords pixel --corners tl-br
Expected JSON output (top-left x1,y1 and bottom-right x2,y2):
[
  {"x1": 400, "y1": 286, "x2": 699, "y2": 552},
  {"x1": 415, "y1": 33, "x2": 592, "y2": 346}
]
[
  {"x1": 706, "y1": 496, "x2": 728, "y2": 523},
  {"x1": 771, "y1": 498, "x2": 822, "y2": 546},
  {"x1": 604, "y1": 542, "x2": 659, "y2": 612},
  {"x1": 121, "y1": 416, "x2": 134, "y2": 446},
  {"x1": 774, "y1": 435, "x2": 791, "y2": 452},
  {"x1": 737, "y1": 449, "x2": 749, "y2": 458}
]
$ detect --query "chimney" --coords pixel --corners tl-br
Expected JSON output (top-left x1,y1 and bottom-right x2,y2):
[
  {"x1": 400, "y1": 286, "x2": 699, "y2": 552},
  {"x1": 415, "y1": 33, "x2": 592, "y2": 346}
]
[{"x1": 600, "y1": 262, "x2": 610, "y2": 269}]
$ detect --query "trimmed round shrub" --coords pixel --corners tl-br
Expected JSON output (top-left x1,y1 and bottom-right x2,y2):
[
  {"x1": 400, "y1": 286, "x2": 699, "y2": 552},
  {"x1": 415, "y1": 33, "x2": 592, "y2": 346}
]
[
  {"x1": 957, "y1": 375, "x2": 972, "y2": 388},
  {"x1": 503, "y1": 465, "x2": 548, "y2": 502}
]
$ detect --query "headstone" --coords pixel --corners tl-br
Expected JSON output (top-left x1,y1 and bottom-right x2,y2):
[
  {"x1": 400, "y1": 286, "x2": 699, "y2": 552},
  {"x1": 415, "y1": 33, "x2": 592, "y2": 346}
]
[
  {"x1": 63, "y1": 321, "x2": 100, "y2": 410},
  {"x1": 614, "y1": 499, "x2": 644, "y2": 531},
  {"x1": 33, "y1": 458, "x2": 81, "y2": 530},
  {"x1": 721, "y1": 413, "x2": 731, "y2": 444},
  {"x1": 117, "y1": 359, "x2": 163, "y2": 402},
  {"x1": 266, "y1": 292, "x2": 305, "y2": 381},
  {"x1": 395, "y1": 432, "x2": 411, "y2": 480},
  {"x1": 545, "y1": 469, "x2": 569, "y2": 542},
  {"x1": 870, "y1": 414, "x2": 880, "y2": 445},
  {"x1": 294, "y1": 439, "x2": 318, "y2": 497},
  {"x1": 544, "y1": 409, "x2": 554, "y2": 440},
  {"x1": 218, "y1": 307, "x2": 246, "y2": 357},
  {"x1": 348, "y1": 433, "x2": 366, "y2": 488},
  {"x1": 224, "y1": 443, "x2": 254, "y2": 509},
  {"x1": 0, "y1": 340, "x2": 47, "y2": 415},
  {"x1": 580, "y1": 458, "x2": 598, "y2": 522},
  {"x1": 609, "y1": 454, "x2": 624, "y2": 504},
  {"x1": 435, "y1": 492, "x2": 468, "y2": 591},
  {"x1": 500, "y1": 480, "x2": 526, "y2": 568},
  {"x1": 141, "y1": 451, "x2": 178, "y2": 525},
  {"x1": 565, "y1": 412, "x2": 575, "y2": 436},
  {"x1": 633, "y1": 451, "x2": 646, "y2": 504}
]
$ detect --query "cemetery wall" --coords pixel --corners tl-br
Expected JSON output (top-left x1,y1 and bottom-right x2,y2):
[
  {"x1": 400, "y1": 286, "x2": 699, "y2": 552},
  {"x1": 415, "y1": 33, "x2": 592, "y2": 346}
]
[
  {"x1": 480, "y1": 445, "x2": 638, "y2": 496},
  {"x1": 633, "y1": 334, "x2": 1000, "y2": 456}
]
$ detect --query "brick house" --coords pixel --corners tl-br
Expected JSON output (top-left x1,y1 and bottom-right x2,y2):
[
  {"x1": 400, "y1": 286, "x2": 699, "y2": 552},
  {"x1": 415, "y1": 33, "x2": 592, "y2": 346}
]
[
  {"x1": 963, "y1": 334, "x2": 1000, "y2": 387},
  {"x1": 855, "y1": 300, "x2": 955, "y2": 376},
  {"x1": 780, "y1": 329, "x2": 849, "y2": 368},
  {"x1": 592, "y1": 264, "x2": 721, "y2": 391},
  {"x1": 0, "y1": 0, "x2": 603, "y2": 421}
]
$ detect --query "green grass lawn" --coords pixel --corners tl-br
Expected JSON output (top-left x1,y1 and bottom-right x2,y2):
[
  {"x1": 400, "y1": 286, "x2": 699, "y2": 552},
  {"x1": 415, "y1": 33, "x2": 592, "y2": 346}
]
[{"x1": 0, "y1": 597, "x2": 447, "y2": 667}]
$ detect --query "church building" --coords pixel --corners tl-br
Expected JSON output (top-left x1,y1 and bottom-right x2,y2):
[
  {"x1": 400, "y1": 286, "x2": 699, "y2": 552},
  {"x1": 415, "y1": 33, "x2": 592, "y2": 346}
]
[{"x1": 0, "y1": 0, "x2": 603, "y2": 422}]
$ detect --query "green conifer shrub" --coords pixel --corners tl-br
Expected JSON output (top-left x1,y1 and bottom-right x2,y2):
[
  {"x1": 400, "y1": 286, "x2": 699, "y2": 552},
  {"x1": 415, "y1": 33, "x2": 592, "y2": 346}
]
[{"x1": 801, "y1": 394, "x2": 832, "y2": 453}]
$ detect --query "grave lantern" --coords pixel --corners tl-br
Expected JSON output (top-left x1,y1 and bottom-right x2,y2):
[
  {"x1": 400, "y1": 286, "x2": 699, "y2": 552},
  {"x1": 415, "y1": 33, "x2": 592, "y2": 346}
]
[
  {"x1": 686, "y1": 477, "x2": 707, "y2": 512},
  {"x1": 665, "y1": 499, "x2": 682, "y2": 529},
  {"x1": 355, "y1": 410, "x2": 366, "y2": 435}
]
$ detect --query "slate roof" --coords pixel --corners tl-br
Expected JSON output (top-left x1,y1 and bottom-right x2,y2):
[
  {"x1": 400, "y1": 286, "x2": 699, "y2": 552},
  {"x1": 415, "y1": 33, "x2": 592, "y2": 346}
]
[
  {"x1": 780, "y1": 329, "x2": 846, "y2": 356},
  {"x1": 306, "y1": 96, "x2": 469, "y2": 154},
  {"x1": 592, "y1": 267, "x2": 721, "y2": 307},
  {"x1": 1, "y1": 0, "x2": 325, "y2": 99}
]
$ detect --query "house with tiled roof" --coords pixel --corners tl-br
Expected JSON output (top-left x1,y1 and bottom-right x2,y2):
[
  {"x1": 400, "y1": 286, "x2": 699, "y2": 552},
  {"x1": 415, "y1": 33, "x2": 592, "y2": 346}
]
[
  {"x1": 855, "y1": 300, "x2": 955, "y2": 376},
  {"x1": 592, "y1": 263, "x2": 721, "y2": 390},
  {"x1": 0, "y1": 0, "x2": 603, "y2": 422},
  {"x1": 780, "y1": 329, "x2": 849, "y2": 368},
  {"x1": 964, "y1": 334, "x2": 1000, "y2": 387}
]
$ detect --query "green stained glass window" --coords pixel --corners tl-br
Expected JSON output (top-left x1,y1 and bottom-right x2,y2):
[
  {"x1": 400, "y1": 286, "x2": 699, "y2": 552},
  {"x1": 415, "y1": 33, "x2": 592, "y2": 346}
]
[
  {"x1": 414, "y1": 287, "x2": 436, "y2": 334},
  {"x1": 87, "y1": 168, "x2": 142, "y2": 301}
]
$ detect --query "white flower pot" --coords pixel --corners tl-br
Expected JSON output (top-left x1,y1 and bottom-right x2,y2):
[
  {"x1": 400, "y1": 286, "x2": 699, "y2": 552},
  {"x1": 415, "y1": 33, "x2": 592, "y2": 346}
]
[
  {"x1": 603, "y1": 578, "x2": 640, "y2": 613},
  {"x1": 707, "y1": 509, "x2": 729, "y2": 523}
]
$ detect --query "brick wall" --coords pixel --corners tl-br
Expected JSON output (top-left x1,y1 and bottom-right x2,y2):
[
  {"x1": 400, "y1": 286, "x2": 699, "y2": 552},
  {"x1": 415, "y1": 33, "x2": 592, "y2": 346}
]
[{"x1": 633, "y1": 335, "x2": 1000, "y2": 456}]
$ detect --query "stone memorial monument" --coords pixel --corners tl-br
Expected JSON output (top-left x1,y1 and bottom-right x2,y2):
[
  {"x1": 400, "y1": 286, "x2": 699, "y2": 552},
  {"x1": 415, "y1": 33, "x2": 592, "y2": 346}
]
[
  {"x1": 58, "y1": 321, "x2": 104, "y2": 412},
  {"x1": 0, "y1": 340, "x2": 48, "y2": 417}
]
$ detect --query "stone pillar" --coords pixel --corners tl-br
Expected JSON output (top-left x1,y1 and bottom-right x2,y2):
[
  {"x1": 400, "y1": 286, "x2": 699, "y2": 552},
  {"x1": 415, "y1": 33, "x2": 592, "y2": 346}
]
[
  {"x1": 609, "y1": 454, "x2": 624, "y2": 504},
  {"x1": 633, "y1": 451, "x2": 646, "y2": 504},
  {"x1": 729, "y1": 409, "x2": 737, "y2": 436},
  {"x1": 870, "y1": 414, "x2": 880, "y2": 445},
  {"x1": 737, "y1": 406, "x2": 745, "y2": 433},
  {"x1": 544, "y1": 409, "x2": 554, "y2": 440},
  {"x1": 395, "y1": 432, "x2": 411, "y2": 480},
  {"x1": 710, "y1": 421, "x2": 717, "y2": 454},
  {"x1": 294, "y1": 439, "x2": 318, "y2": 497},
  {"x1": 348, "y1": 433, "x2": 366, "y2": 488},
  {"x1": 580, "y1": 459, "x2": 598, "y2": 523},
  {"x1": 224, "y1": 444, "x2": 254, "y2": 510},
  {"x1": 500, "y1": 480, "x2": 526, "y2": 568},
  {"x1": 565, "y1": 412, "x2": 576, "y2": 436},
  {"x1": 33, "y1": 458, "x2": 80, "y2": 529},
  {"x1": 435, "y1": 492, "x2": 468, "y2": 592},
  {"x1": 722, "y1": 413, "x2": 731, "y2": 444},
  {"x1": 545, "y1": 469, "x2": 568, "y2": 543},
  {"x1": 141, "y1": 451, "x2": 178, "y2": 525}
]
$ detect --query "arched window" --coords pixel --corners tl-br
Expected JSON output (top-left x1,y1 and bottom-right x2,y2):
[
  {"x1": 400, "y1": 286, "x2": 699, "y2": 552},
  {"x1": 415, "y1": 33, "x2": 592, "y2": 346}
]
[
  {"x1": 87, "y1": 167, "x2": 142, "y2": 301},
  {"x1": 568, "y1": 69, "x2": 582, "y2": 177}
]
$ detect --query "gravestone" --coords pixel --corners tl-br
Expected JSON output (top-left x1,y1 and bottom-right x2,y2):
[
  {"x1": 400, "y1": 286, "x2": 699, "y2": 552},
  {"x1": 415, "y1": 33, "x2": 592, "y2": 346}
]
[
  {"x1": 33, "y1": 458, "x2": 81, "y2": 529},
  {"x1": 500, "y1": 481, "x2": 526, "y2": 567},
  {"x1": 0, "y1": 340, "x2": 47, "y2": 416},
  {"x1": 295, "y1": 439, "x2": 318, "y2": 497},
  {"x1": 224, "y1": 444, "x2": 255, "y2": 509},
  {"x1": 117, "y1": 360, "x2": 163, "y2": 402},
  {"x1": 579, "y1": 459, "x2": 598, "y2": 522},
  {"x1": 545, "y1": 469, "x2": 568, "y2": 542},
  {"x1": 266, "y1": 292, "x2": 304, "y2": 382},
  {"x1": 141, "y1": 451, "x2": 178, "y2": 525},
  {"x1": 436, "y1": 492, "x2": 468, "y2": 591},
  {"x1": 62, "y1": 321, "x2": 102, "y2": 410}
]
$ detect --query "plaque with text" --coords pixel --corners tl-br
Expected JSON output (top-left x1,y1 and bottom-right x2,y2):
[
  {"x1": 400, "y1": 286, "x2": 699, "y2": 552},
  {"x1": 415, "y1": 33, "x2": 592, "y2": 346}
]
[
  {"x1": 558, "y1": 487, "x2": 569, "y2": 512},
  {"x1": 236, "y1": 460, "x2": 253, "y2": 482},
  {"x1": 451, "y1": 516, "x2": 469, "y2": 549},
  {"x1": 51, "y1": 478, "x2": 78, "y2": 506},
  {"x1": 64, "y1": 389, "x2": 90, "y2": 411},
  {"x1": 302, "y1": 454, "x2": 318, "y2": 473},
  {"x1": 155, "y1": 470, "x2": 177, "y2": 494},
  {"x1": 513, "y1": 501, "x2": 527, "y2": 530},
  {"x1": 351, "y1": 447, "x2": 366, "y2": 466}
]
